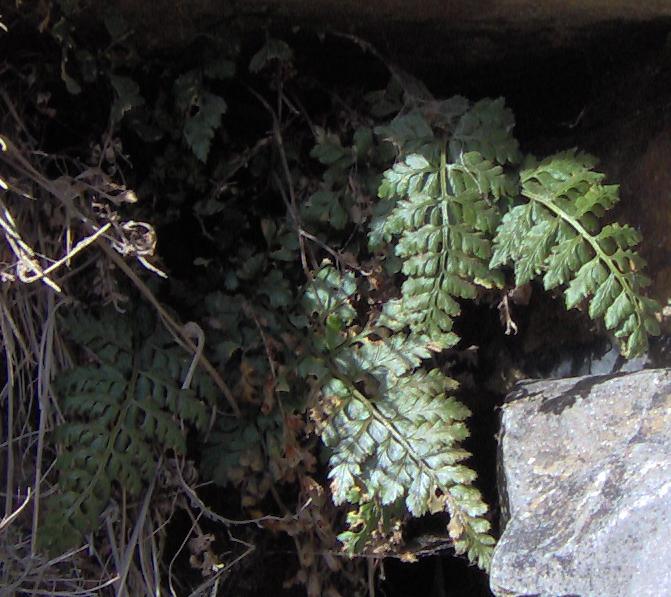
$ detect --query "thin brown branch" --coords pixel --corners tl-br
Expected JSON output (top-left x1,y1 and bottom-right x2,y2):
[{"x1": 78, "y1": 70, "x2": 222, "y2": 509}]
[{"x1": 247, "y1": 87, "x2": 314, "y2": 282}]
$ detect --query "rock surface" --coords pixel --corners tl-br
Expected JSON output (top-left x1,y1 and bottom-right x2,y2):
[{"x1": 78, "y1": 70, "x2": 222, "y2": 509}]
[
  {"x1": 118, "y1": 0, "x2": 671, "y2": 34},
  {"x1": 490, "y1": 368, "x2": 671, "y2": 597},
  {"x1": 113, "y1": 0, "x2": 671, "y2": 75}
]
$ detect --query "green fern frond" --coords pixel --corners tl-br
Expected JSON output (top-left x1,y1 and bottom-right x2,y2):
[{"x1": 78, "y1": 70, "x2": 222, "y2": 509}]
[
  {"x1": 491, "y1": 149, "x2": 660, "y2": 357},
  {"x1": 303, "y1": 265, "x2": 494, "y2": 569},
  {"x1": 321, "y1": 363, "x2": 494, "y2": 567},
  {"x1": 41, "y1": 310, "x2": 214, "y2": 553},
  {"x1": 375, "y1": 146, "x2": 506, "y2": 349}
]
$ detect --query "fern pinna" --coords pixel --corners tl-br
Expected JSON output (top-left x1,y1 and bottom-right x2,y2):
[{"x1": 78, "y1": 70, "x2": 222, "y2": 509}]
[{"x1": 42, "y1": 310, "x2": 216, "y2": 553}]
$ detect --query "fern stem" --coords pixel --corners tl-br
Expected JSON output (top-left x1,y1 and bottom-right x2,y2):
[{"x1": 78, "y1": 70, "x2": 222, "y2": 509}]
[
  {"x1": 438, "y1": 144, "x2": 451, "y2": 314},
  {"x1": 524, "y1": 188, "x2": 644, "y2": 327}
]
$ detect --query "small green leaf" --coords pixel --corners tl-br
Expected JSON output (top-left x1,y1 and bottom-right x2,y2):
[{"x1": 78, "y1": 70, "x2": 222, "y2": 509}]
[
  {"x1": 310, "y1": 131, "x2": 352, "y2": 166},
  {"x1": 543, "y1": 235, "x2": 587, "y2": 290},
  {"x1": 258, "y1": 270, "x2": 292, "y2": 308},
  {"x1": 514, "y1": 219, "x2": 557, "y2": 285},
  {"x1": 110, "y1": 75, "x2": 144, "y2": 123},
  {"x1": 490, "y1": 205, "x2": 529, "y2": 269},
  {"x1": 183, "y1": 92, "x2": 227, "y2": 162},
  {"x1": 249, "y1": 38, "x2": 293, "y2": 73},
  {"x1": 604, "y1": 290, "x2": 632, "y2": 330},
  {"x1": 302, "y1": 190, "x2": 348, "y2": 230},
  {"x1": 588, "y1": 274, "x2": 620, "y2": 319},
  {"x1": 303, "y1": 264, "x2": 357, "y2": 326}
]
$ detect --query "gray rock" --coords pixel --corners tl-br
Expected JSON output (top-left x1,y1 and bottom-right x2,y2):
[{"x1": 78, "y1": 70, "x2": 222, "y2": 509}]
[
  {"x1": 490, "y1": 368, "x2": 671, "y2": 597},
  {"x1": 586, "y1": 344, "x2": 621, "y2": 376}
]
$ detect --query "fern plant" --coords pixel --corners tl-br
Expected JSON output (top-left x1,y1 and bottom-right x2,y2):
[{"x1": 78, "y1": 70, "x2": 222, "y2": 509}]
[
  {"x1": 304, "y1": 95, "x2": 661, "y2": 572},
  {"x1": 41, "y1": 309, "x2": 216, "y2": 553},
  {"x1": 45, "y1": 18, "x2": 661, "y2": 576}
]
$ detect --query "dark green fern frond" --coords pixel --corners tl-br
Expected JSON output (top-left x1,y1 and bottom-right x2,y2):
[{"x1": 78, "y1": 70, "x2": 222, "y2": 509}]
[
  {"x1": 321, "y1": 363, "x2": 494, "y2": 568},
  {"x1": 449, "y1": 97, "x2": 521, "y2": 165},
  {"x1": 491, "y1": 149, "x2": 661, "y2": 357},
  {"x1": 303, "y1": 266, "x2": 494, "y2": 569},
  {"x1": 374, "y1": 110, "x2": 437, "y2": 154},
  {"x1": 64, "y1": 312, "x2": 134, "y2": 371},
  {"x1": 41, "y1": 310, "x2": 214, "y2": 553}
]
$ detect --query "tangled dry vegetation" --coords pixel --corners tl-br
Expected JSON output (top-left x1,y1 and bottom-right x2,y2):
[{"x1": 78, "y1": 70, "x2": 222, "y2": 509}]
[
  {"x1": 0, "y1": 69, "x2": 222, "y2": 597},
  {"x1": 0, "y1": 13, "x2": 257, "y2": 597}
]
